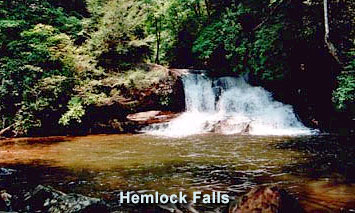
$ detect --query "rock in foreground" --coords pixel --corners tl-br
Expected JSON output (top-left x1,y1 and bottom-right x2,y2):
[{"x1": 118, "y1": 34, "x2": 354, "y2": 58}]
[
  {"x1": 230, "y1": 186, "x2": 304, "y2": 213},
  {"x1": 24, "y1": 185, "x2": 109, "y2": 213}
]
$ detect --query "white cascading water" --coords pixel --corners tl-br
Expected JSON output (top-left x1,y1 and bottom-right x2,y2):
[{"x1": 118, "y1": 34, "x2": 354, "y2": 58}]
[{"x1": 144, "y1": 73, "x2": 314, "y2": 137}]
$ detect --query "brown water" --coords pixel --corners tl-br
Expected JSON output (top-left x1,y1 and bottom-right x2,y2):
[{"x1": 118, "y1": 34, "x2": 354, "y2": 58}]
[{"x1": 0, "y1": 134, "x2": 354, "y2": 212}]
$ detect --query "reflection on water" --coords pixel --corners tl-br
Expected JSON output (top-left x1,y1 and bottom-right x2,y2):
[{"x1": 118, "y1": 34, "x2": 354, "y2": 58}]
[{"x1": 0, "y1": 134, "x2": 354, "y2": 212}]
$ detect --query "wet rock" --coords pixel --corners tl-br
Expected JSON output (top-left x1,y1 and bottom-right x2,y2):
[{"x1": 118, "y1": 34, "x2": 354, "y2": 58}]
[
  {"x1": 127, "y1": 111, "x2": 180, "y2": 125},
  {"x1": 0, "y1": 168, "x2": 16, "y2": 211},
  {"x1": 0, "y1": 168, "x2": 16, "y2": 188},
  {"x1": 158, "y1": 203, "x2": 184, "y2": 213},
  {"x1": 229, "y1": 186, "x2": 304, "y2": 213},
  {"x1": 127, "y1": 111, "x2": 161, "y2": 122},
  {"x1": 208, "y1": 118, "x2": 252, "y2": 134},
  {"x1": 24, "y1": 185, "x2": 109, "y2": 213},
  {"x1": 0, "y1": 190, "x2": 12, "y2": 212},
  {"x1": 180, "y1": 202, "x2": 199, "y2": 213},
  {"x1": 0, "y1": 169, "x2": 16, "y2": 177},
  {"x1": 169, "y1": 69, "x2": 189, "y2": 78}
]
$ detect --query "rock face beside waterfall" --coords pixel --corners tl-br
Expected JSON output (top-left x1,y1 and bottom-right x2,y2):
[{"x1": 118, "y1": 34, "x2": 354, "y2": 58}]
[
  {"x1": 127, "y1": 110, "x2": 181, "y2": 125},
  {"x1": 53, "y1": 65, "x2": 187, "y2": 136}
]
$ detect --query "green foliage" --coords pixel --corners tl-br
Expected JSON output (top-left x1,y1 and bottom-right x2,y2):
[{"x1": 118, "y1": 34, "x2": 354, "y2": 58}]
[
  {"x1": 0, "y1": 20, "x2": 26, "y2": 48},
  {"x1": 333, "y1": 50, "x2": 355, "y2": 110},
  {"x1": 0, "y1": 0, "x2": 82, "y2": 38},
  {"x1": 193, "y1": 21, "x2": 228, "y2": 60},
  {"x1": 192, "y1": 4, "x2": 287, "y2": 78},
  {"x1": 1, "y1": 0, "x2": 354, "y2": 134},
  {"x1": 192, "y1": 7, "x2": 245, "y2": 70},
  {"x1": 86, "y1": 0, "x2": 151, "y2": 70},
  {"x1": 13, "y1": 106, "x2": 42, "y2": 136},
  {"x1": 249, "y1": 22, "x2": 285, "y2": 80},
  {"x1": 0, "y1": 0, "x2": 83, "y2": 135},
  {"x1": 333, "y1": 73, "x2": 355, "y2": 110},
  {"x1": 144, "y1": 0, "x2": 207, "y2": 65},
  {"x1": 76, "y1": 65, "x2": 169, "y2": 107},
  {"x1": 59, "y1": 97, "x2": 86, "y2": 126},
  {"x1": 114, "y1": 68, "x2": 167, "y2": 89}
]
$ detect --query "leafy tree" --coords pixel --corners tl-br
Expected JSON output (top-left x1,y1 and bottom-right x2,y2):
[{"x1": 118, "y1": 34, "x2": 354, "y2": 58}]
[
  {"x1": 0, "y1": 0, "x2": 82, "y2": 134},
  {"x1": 86, "y1": 0, "x2": 151, "y2": 70},
  {"x1": 1, "y1": 0, "x2": 354, "y2": 135}
]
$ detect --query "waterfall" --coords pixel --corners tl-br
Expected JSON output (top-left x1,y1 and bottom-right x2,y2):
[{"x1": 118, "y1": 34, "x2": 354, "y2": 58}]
[{"x1": 144, "y1": 73, "x2": 314, "y2": 137}]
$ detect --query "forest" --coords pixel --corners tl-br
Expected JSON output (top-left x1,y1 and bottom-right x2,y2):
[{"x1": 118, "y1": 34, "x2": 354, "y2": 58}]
[{"x1": 0, "y1": 0, "x2": 354, "y2": 137}]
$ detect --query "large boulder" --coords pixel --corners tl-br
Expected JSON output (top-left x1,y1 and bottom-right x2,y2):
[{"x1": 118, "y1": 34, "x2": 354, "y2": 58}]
[
  {"x1": 209, "y1": 119, "x2": 252, "y2": 134},
  {"x1": 24, "y1": 185, "x2": 109, "y2": 213},
  {"x1": 229, "y1": 186, "x2": 304, "y2": 213}
]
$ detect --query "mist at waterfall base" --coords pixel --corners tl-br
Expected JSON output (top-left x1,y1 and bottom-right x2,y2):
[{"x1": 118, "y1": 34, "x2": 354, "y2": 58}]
[{"x1": 144, "y1": 73, "x2": 315, "y2": 137}]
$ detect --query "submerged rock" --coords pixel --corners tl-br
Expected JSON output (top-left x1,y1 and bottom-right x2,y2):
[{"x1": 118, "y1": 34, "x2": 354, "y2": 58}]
[
  {"x1": 207, "y1": 118, "x2": 252, "y2": 135},
  {"x1": 24, "y1": 185, "x2": 109, "y2": 213},
  {"x1": 229, "y1": 186, "x2": 304, "y2": 213}
]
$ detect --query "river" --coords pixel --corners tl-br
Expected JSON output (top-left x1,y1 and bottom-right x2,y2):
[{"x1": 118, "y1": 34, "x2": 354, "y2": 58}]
[{"x1": 0, "y1": 133, "x2": 354, "y2": 212}]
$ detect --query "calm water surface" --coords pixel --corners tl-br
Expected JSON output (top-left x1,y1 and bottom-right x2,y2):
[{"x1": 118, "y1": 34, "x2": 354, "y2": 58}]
[{"x1": 0, "y1": 134, "x2": 354, "y2": 212}]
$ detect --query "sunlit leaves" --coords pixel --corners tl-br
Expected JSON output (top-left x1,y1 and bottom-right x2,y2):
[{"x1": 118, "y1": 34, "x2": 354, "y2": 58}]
[
  {"x1": 333, "y1": 73, "x2": 355, "y2": 110},
  {"x1": 59, "y1": 97, "x2": 85, "y2": 126},
  {"x1": 333, "y1": 50, "x2": 355, "y2": 110},
  {"x1": 86, "y1": 0, "x2": 150, "y2": 69}
]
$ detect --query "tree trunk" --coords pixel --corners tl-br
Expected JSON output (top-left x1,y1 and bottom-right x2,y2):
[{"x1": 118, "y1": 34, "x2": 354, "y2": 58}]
[
  {"x1": 323, "y1": 0, "x2": 341, "y2": 64},
  {"x1": 204, "y1": 0, "x2": 210, "y2": 18},
  {"x1": 196, "y1": 1, "x2": 201, "y2": 17},
  {"x1": 155, "y1": 18, "x2": 161, "y2": 64},
  {"x1": 191, "y1": 3, "x2": 199, "y2": 17},
  {"x1": 252, "y1": 2, "x2": 283, "y2": 31}
]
